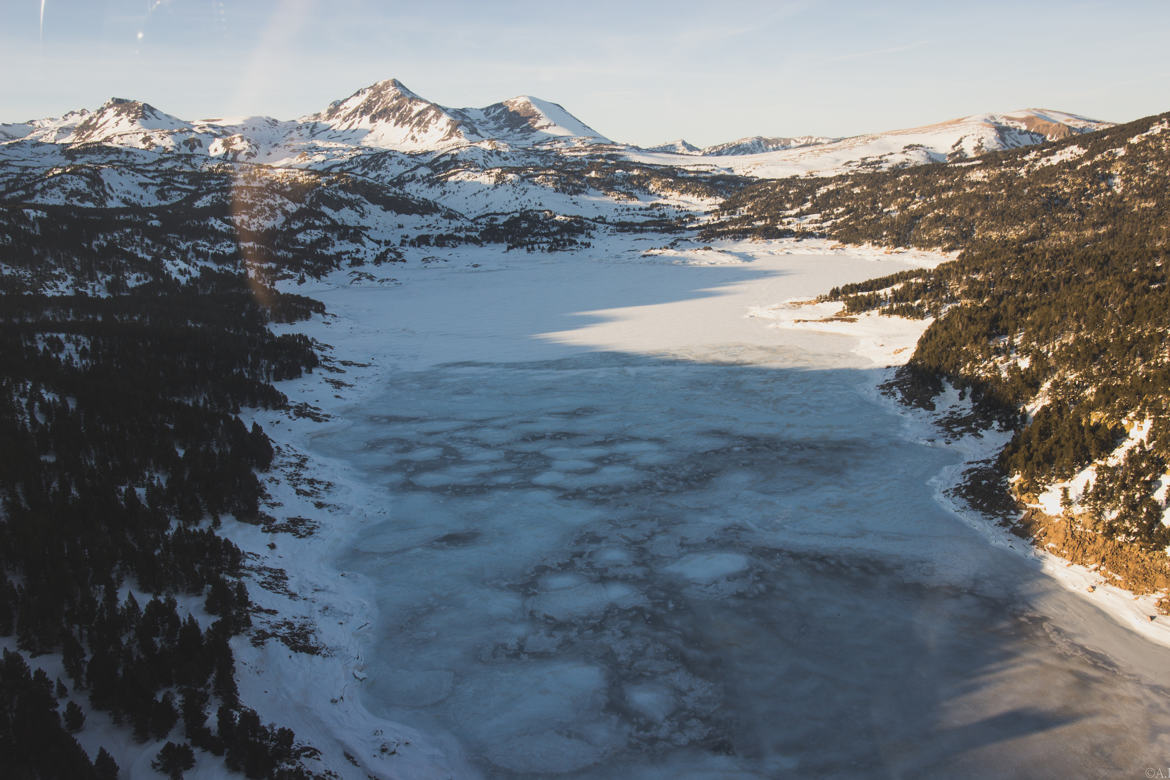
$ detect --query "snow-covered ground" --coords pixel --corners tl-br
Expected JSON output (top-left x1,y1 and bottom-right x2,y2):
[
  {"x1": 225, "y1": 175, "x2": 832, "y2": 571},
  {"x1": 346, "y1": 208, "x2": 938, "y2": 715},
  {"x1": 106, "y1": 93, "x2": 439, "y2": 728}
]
[
  {"x1": 627, "y1": 110, "x2": 1111, "y2": 179},
  {"x1": 233, "y1": 236, "x2": 1170, "y2": 778}
]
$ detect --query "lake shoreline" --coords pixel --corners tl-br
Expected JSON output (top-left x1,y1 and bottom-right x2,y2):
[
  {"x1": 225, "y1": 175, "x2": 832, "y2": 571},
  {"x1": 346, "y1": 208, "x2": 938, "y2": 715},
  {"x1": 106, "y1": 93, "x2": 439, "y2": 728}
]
[{"x1": 226, "y1": 236, "x2": 1170, "y2": 778}]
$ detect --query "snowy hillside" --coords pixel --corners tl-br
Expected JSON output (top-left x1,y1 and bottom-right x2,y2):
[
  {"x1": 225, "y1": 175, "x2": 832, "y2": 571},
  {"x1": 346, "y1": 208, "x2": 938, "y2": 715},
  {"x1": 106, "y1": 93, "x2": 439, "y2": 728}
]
[{"x1": 631, "y1": 109, "x2": 1112, "y2": 177}]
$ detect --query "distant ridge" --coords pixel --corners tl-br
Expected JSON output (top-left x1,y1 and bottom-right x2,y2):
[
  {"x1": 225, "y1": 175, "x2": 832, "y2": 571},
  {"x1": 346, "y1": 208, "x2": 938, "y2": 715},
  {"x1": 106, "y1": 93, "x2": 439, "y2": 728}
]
[
  {"x1": 634, "y1": 108, "x2": 1113, "y2": 178},
  {"x1": 0, "y1": 80, "x2": 1112, "y2": 179}
]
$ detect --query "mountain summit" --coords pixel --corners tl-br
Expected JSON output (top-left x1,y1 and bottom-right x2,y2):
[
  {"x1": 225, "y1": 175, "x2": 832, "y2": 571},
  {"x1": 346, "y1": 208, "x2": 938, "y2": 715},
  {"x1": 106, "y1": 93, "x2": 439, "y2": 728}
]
[
  {"x1": 60, "y1": 98, "x2": 192, "y2": 149},
  {"x1": 307, "y1": 79, "x2": 466, "y2": 150},
  {"x1": 304, "y1": 78, "x2": 608, "y2": 151}
]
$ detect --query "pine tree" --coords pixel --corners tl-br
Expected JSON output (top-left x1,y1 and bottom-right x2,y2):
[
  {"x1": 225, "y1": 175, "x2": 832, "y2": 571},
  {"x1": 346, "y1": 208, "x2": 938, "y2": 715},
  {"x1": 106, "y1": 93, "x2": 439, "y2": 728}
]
[
  {"x1": 152, "y1": 741, "x2": 196, "y2": 780},
  {"x1": 64, "y1": 700, "x2": 86, "y2": 732},
  {"x1": 94, "y1": 748, "x2": 119, "y2": 780}
]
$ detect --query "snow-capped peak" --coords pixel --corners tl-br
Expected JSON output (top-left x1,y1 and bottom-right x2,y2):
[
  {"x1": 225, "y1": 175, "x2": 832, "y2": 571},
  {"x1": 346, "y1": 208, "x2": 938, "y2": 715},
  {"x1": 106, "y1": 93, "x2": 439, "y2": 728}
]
[
  {"x1": 299, "y1": 79, "x2": 608, "y2": 151},
  {"x1": 304, "y1": 78, "x2": 466, "y2": 151},
  {"x1": 66, "y1": 97, "x2": 189, "y2": 146},
  {"x1": 317, "y1": 78, "x2": 429, "y2": 123},
  {"x1": 498, "y1": 95, "x2": 608, "y2": 141},
  {"x1": 999, "y1": 108, "x2": 1107, "y2": 140},
  {"x1": 0, "y1": 108, "x2": 92, "y2": 143},
  {"x1": 701, "y1": 135, "x2": 837, "y2": 156},
  {"x1": 457, "y1": 95, "x2": 610, "y2": 146},
  {"x1": 646, "y1": 139, "x2": 701, "y2": 154}
]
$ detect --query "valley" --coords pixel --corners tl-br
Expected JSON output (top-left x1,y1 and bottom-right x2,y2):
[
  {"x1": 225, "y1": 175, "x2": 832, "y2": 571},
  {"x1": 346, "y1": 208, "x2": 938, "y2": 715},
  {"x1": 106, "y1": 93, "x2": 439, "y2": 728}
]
[
  {"x1": 2, "y1": 76, "x2": 1168, "y2": 778},
  {"x1": 240, "y1": 239, "x2": 1170, "y2": 778}
]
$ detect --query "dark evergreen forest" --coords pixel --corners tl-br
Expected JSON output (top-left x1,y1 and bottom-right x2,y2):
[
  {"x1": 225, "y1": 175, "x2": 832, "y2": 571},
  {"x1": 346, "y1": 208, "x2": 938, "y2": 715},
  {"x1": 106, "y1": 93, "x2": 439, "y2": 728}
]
[{"x1": 0, "y1": 273, "x2": 324, "y2": 777}]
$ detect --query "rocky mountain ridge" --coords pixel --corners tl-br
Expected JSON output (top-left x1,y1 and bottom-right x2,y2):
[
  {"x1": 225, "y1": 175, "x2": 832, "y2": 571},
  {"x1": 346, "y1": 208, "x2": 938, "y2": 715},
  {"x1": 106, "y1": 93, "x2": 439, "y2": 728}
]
[{"x1": 1, "y1": 79, "x2": 1110, "y2": 176}]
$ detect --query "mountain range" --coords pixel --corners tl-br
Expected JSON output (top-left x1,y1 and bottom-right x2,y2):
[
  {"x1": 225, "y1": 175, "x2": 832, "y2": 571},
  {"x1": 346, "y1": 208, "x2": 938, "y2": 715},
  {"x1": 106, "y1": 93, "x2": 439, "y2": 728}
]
[
  {"x1": 0, "y1": 78, "x2": 1120, "y2": 300},
  {"x1": 1, "y1": 78, "x2": 1110, "y2": 176}
]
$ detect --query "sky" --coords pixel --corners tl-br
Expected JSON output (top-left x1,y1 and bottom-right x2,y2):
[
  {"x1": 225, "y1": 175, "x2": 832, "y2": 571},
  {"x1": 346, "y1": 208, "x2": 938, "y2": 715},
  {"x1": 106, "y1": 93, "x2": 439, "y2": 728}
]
[{"x1": 2, "y1": 0, "x2": 1168, "y2": 147}]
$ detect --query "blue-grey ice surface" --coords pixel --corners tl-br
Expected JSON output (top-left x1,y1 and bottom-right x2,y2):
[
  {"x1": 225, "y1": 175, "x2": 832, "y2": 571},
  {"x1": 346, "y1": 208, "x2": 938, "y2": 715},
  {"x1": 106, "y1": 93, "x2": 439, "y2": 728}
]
[{"x1": 305, "y1": 245, "x2": 1170, "y2": 778}]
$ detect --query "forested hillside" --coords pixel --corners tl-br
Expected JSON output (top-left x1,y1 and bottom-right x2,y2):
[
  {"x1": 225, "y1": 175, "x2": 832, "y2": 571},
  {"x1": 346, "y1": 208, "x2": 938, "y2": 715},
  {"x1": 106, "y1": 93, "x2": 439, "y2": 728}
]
[
  {"x1": 0, "y1": 274, "x2": 324, "y2": 777},
  {"x1": 707, "y1": 112, "x2": 1170, "y2": 602}
]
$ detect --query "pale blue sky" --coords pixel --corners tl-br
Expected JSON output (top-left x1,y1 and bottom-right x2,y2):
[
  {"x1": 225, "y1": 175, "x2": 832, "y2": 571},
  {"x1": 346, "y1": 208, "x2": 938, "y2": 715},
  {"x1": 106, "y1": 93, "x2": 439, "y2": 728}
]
[{"x1": 2, "y1": 0, "x2": 1168, "y2": 146}]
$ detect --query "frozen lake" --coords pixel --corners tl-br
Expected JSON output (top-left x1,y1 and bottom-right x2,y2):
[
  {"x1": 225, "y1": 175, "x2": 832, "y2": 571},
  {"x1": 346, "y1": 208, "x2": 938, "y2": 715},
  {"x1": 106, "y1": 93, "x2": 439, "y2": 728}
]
[{"x1": 289, "y1": 242, "x2": 1170, "y2": 778}]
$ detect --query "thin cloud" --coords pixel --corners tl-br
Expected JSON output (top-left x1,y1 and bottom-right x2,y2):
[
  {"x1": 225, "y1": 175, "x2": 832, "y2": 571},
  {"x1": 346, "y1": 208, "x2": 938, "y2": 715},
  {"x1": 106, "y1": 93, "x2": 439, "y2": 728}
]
[
  {"x1": 819, "y1": 39, "x2": 929, "y2": 66},
  {"x1": 669, "y1": 2, "x2": 810, "y2": 47}
]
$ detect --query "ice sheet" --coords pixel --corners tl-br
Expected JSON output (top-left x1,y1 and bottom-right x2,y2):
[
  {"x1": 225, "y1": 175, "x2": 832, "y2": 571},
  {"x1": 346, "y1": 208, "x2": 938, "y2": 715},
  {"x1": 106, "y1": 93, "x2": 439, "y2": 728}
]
[{"x1": 238, "y1": 238, "x2": 1170, "y2": 778}]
